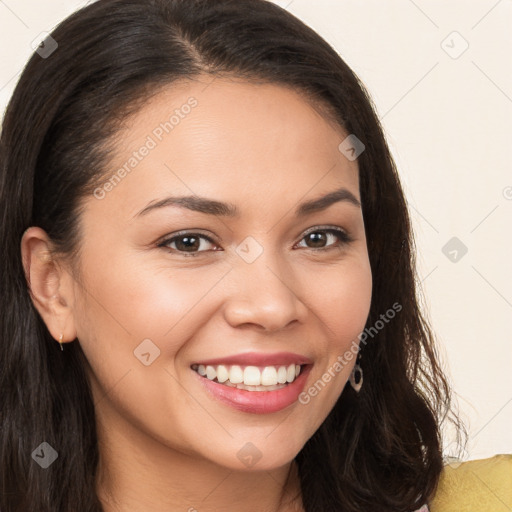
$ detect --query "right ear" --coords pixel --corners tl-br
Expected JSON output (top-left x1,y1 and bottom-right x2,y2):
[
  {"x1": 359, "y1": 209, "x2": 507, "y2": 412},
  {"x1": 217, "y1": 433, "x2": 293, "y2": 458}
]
[{"x1": 20, "y1": 226, "x2": 77, "y2": 347}]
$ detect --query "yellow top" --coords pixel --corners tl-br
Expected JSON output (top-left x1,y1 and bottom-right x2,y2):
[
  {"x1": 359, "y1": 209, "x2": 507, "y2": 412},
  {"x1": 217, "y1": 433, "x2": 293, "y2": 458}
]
[{"x1": 430, "y1": 454, "x2": 512, "y2": 512}]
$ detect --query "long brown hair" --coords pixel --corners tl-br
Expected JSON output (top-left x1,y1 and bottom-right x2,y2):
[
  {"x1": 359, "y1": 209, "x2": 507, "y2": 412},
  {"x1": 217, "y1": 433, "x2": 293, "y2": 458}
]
[{"x1": 0, "y1": 1, "x2": 466, "y2": 510}]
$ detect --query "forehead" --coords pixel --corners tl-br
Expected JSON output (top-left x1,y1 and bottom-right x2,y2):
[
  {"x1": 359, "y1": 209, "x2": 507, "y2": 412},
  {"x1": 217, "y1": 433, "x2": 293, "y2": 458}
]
[{"x1": 92, "y1": 77, "x2": 359, "y2": 220}]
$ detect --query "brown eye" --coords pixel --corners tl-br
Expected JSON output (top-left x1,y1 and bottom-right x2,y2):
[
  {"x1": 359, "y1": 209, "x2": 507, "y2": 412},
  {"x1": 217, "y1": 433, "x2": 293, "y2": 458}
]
[
  {"x1": 296, "y1": 228, "x2": 352, "y2": 251},
  {"x1": 158, "y1": 232, "x2": 217, "y2": 257}
]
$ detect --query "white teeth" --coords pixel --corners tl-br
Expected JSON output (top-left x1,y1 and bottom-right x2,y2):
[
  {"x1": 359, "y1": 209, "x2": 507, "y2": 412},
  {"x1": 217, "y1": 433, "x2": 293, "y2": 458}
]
[
  {"x1": 244, "y1": 366, "x2": 261, "y2": 386},
  {"x1": 261, "y1": 366, "x2": 278, "y2": 386},
  {"x1": 277, "y1": 366, "x2": 288, "y2": 384},
  {"x1": 206, "y1": 365, "x2": 216, "y2": 380},
  {"x1": 216, "y1": 364, "x2": 229, "y2": 383},
  {"x1": 286, "y1": 364, "x2": 295, "y2": 383},
  {"x1": 192, "y1": 363, "x2": 305, "y2": 388},
  {"x1": 229, "y1": 365, "x2": 244, "y2": 384}
]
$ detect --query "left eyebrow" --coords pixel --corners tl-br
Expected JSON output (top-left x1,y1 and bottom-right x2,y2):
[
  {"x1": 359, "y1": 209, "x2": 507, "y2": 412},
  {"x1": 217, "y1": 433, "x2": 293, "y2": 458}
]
[
  {"x1": 133, "y1": 186, "x2": 361, "y2": 219},
  {"x1": 295, "y1": 187, "x2": 361, "y2": 217}
]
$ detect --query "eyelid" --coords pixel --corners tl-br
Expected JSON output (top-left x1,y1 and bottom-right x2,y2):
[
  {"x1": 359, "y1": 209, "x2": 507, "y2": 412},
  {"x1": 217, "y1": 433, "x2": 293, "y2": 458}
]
[
  {"x1": 156, "y1": 228, "x2": 214, "y2": 241},
  {"x1": 299, "y1": 224, "x2": 352, "y2": 241},
  {"x1": 294, "y1": 225, "x2": 353, "y2": 250},
  {"x1": 156, "y1": 230, "x2": 217, "y2": 252}
]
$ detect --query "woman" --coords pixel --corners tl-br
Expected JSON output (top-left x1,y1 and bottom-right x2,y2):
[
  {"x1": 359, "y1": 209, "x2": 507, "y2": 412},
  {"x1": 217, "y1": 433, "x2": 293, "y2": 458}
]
[{"x1": 0, "y1": 0, "x2": 466, "y2": 510}]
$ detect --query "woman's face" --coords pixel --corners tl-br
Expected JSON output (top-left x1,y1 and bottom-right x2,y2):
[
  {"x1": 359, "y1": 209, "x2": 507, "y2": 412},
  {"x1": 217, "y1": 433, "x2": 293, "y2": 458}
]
[{"x1": 70, "y1": 77, "x2": 372, "y2": 471}]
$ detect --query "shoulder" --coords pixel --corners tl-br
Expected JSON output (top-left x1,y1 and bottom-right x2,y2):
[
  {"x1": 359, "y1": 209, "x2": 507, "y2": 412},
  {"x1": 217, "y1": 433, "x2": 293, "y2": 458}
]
[{"x1": 429, "y1": 454, "x2": 512, "y2": 512}]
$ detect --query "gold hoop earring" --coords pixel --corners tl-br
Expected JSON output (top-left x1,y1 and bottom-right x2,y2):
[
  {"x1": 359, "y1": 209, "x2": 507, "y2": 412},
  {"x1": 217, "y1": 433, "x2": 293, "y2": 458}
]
[{"x1": 58, "y1": 333, "x2": 64, "y2": 351}]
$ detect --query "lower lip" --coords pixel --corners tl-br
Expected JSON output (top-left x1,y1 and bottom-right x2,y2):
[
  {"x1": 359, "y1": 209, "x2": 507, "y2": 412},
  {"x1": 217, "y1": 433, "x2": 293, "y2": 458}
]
[{"x1": 194, "y1": 365, "x2": 312, "y2": 414}]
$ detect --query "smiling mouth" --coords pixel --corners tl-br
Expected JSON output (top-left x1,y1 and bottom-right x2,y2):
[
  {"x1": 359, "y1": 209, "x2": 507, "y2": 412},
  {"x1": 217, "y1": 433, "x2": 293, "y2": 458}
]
[{"x1": 191, "y1": 363, "x2": 306, "y2": 392}]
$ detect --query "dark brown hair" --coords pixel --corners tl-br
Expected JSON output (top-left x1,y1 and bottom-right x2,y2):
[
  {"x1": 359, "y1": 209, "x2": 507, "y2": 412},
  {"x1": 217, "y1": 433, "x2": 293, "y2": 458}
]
[{"x1": 0, "y1": 1, "x2": 466, "y2": 510}]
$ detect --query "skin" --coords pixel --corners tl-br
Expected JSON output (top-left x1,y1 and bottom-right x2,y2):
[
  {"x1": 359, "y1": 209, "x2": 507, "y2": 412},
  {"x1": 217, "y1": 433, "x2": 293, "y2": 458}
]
[{"x1": 21, "y1": 77, "x2": 372, "y2": 512}]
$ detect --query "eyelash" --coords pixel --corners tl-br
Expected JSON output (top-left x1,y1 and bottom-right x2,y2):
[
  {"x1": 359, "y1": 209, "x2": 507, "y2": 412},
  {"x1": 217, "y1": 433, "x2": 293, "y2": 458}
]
[{"x1": 157, "y1": 226, "x2": 353, "y2": 258}]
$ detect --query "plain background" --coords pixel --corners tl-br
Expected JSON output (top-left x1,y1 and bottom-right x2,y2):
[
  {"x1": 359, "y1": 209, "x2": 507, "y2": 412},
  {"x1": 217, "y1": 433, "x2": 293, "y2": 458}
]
[{"x1": 0, "y1": 0, "x2": 510, "y2": 462}]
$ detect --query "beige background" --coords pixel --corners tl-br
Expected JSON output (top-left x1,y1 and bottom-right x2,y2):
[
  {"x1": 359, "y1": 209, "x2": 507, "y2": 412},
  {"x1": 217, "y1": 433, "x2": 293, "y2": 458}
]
[{"x1": 0, "y1": 0, "x2": 510, "y2": 461}]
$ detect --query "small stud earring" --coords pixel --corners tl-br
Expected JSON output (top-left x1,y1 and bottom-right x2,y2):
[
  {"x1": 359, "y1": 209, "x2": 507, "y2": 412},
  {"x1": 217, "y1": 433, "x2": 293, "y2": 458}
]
[{"x1": 39, "y1": 251, "x2": 52, "y2": 263}]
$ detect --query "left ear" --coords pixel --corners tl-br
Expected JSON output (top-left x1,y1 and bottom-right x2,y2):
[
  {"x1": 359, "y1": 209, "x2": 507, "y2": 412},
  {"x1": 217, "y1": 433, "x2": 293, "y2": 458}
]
[{"x1": 20, "y1": 226, "x2": 78, "y2": 347}]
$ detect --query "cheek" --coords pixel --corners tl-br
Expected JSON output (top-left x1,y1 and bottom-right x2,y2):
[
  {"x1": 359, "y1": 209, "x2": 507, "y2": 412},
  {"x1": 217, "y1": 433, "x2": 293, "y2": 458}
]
[
  {"x1": 74, "y1": 254, "x2": 234, "y2": 371},
  {"x1": 292, "y1": 255, "x2": 372, "y2": 432},
  {"x1": 71, "y1": 259, "x2": 230, "y2": 448},
  {"x1": 309, "y1": 254, "x2": 373, "y2": 346},
  {"x1": 81, "y1": 250, "x2": 222, "y2": 331},
  {"x1": 119, "y1": 261, "x2": 234, "y2": 341}
]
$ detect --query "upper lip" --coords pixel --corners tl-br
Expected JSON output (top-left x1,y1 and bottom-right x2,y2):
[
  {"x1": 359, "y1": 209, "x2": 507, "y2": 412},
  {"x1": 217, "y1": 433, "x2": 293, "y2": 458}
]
[{"x1": 191, "y1": 351, "x2": 313, "y2": 367}]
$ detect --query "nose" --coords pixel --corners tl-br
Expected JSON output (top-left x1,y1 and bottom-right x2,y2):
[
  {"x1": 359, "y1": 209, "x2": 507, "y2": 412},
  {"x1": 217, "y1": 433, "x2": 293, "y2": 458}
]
[{"x1": 222, "y1": 251, "x2": 307, "y2": 332}]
